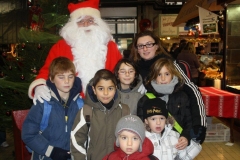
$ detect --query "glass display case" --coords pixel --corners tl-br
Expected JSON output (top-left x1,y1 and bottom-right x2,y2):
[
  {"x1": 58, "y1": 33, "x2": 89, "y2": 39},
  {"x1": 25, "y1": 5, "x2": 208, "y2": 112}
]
[{"x1": 225, "y1": 4, "x2": 240, "y2": 94}]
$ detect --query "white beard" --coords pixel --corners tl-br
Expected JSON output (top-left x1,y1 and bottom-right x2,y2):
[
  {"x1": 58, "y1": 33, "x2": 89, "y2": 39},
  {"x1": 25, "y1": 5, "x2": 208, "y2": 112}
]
[{"x1": 60, "y1": 18, "x2": 112, "y2": 93}]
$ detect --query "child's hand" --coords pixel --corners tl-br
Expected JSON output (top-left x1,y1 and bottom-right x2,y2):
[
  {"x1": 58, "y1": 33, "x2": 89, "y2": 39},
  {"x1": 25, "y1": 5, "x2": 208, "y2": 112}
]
[{"x1": 175, "y1": 136, "x2": 188, "y2": 150}]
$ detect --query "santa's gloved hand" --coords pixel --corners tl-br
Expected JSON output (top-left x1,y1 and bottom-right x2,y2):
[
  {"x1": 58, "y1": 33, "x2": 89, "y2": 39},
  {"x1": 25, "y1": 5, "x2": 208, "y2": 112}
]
[
  {"x1": 50, "y1": 147, "x2": 71, "y2": 160},
  {"x1": 33, "y1": 85, "x2": 51, "y2": 105},
  {"x1": 138, "y1": 84, "x2": 147, "y2": 94},
  {"x1": 190, "y1": 125, "x2": 206, "y2": 144}
]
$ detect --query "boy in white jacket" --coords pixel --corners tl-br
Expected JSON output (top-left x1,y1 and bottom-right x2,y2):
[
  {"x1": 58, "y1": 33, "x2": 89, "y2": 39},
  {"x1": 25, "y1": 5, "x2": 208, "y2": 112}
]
[{"x1": 143, "y1": 98, "x2": 202, "y2": 160}]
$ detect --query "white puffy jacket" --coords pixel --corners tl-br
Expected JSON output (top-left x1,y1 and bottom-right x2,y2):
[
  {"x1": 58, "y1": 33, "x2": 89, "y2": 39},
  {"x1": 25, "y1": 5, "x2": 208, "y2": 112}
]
[{"x1": 146, "y1": 124, "x2": 202, "y2": 160}]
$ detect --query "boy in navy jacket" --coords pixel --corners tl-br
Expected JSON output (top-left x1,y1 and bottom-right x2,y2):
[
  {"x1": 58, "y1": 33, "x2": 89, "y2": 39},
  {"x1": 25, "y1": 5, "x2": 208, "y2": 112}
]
[{"x1": 22, "y1": 57, "x2": 83, "y2": 160}]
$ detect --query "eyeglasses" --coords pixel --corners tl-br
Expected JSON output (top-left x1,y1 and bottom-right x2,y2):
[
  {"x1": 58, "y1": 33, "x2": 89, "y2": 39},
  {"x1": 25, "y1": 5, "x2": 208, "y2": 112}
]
[
  {"x1": 118, "y1": 70, "x2": 135, "y2": 75},
  {"x1": 136, "y1": 43, "x2": 156, "y2": 50},
  {"x1": 77, "y1": 19, "x2": 95, "y2": 26}
]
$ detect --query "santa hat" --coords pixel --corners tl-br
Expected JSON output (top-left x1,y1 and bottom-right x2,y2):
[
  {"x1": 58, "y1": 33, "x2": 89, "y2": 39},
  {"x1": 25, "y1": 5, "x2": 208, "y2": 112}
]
[{"x1": 68, "y1": 0, "x2": 100, "y2": 20}]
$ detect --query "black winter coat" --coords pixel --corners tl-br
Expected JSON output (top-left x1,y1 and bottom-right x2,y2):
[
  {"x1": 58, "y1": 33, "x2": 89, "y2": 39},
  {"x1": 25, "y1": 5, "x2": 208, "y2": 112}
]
[{"x1": 135, "y1": 54, "x2": 206, "y2": 128}]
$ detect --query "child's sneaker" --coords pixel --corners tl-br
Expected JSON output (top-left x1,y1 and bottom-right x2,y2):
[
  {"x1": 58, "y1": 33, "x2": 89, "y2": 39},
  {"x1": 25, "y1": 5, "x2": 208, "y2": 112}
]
[{"x1": 0, "y1": 141, "x2": 9, "y2": 148}]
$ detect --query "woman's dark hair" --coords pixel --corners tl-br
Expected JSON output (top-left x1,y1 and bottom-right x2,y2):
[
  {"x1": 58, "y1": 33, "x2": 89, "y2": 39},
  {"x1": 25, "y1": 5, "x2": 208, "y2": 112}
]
[
  {"x1": 129, "y1": 30, "x2": 170, "y2": 62},
  {"x1": 113, "y1": 59, "x2": 140, "y2": 90},
  {"x1": 92, "y1": 69, "x2": 117, "y2": 87}
]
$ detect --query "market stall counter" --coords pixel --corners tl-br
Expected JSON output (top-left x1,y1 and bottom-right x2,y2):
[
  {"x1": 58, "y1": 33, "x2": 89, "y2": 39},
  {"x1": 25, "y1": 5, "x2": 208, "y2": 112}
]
[{"x1": 200, "y1": 87, "x2": 240, "y2": 142}]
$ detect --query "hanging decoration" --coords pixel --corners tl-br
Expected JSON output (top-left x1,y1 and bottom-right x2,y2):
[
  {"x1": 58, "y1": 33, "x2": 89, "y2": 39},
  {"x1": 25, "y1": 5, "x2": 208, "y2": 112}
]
[
  {"x1": 22, "y1": 43, "x2": 26, "y2": 49},
  {"x1": 21, "y1": 74, "x2": 25, "y2": 80},
  {"x1": 139, "y1": 19, "x2": 151, "y2": 32},
  {"x1": 27, "y1": 0, "x2": 33, "y2": 7},
  {"x1": 32, "y1": 66, "x2": 37, "y2": 73},
  {"x1": 29, "y1": 2, "x2": 44, "y2": 31},
  {"x1": 2, "y1": 52, "x2": 7, "y2": 57},
  {"x1": 37, "y1": 43, "x2": 42, "y2": 50},
  {"x1": 197, "y1": 6, "x2": 218, "y2": 35},
  {"x1": 6, "y1": 110, "x2": 11, "y2": 116},
  {"x1": 7, "y1": 44, "x2": 17, "y2": 57}
]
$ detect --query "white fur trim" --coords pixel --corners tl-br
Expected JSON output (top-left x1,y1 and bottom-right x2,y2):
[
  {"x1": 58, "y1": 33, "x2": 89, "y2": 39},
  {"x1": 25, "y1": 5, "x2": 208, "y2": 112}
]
[
  {"x1": 70, "y1": 7, "x2": 100, "y2": 20},
  {"x1": 28, "y1": 78, "x2": 46, "y2": 99}
]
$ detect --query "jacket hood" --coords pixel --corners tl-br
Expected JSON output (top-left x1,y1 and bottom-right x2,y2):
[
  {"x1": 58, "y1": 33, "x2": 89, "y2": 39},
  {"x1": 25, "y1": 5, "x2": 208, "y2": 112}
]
[
  {"x1": 110, "y1": 137, "x2": 154, "y2": 160},
  {"x1": 46, "y1": 77, "x2": 82, "y2": 106},
  {"x1": 131, "y1": 74, "x2": 143, "y2": 93}
]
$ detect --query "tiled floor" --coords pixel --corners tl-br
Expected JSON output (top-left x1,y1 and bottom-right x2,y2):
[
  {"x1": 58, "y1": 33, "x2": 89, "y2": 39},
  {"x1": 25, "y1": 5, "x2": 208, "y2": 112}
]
[
  {"x1": 195, "y1": 117, "x2": 240, "y2": 160},
  {"x1": 0, "y1": 117, "x2": 240, "y2": 160}
]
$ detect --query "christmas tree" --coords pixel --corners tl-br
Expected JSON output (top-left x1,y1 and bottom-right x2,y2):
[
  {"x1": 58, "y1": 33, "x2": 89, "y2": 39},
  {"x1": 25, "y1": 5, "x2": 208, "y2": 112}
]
[{"x1": 0, "y1": 0, "x2": 72, "y2": 130}]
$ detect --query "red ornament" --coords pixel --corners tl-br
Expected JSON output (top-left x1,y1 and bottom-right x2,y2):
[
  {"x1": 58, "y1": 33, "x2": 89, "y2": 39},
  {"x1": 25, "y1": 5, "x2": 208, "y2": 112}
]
[
  {"x1": 21, "y1": 74, "x2": 25, "y2": 80},
  {"x1": 32, "y1": 69, "x2": 37, "y2": 73},
  {"x1": 6, "y1": 110, "x2": 11, "y2": 116},
  {"x1": 37, "y1": 44, "x2": 41, "y2": 50},
  {"x1": 22, "y1": 43, "x2": 26, "y2": 49},
  {"x1": 29, "y1": 4, "x2": 44, "y2": 31},
  {"x1": 139, "y1": 19, "x2": 151, "y2": 32},
  {"x1": 2, "y1": 52, "x2": 7, "y2": 57},
  {"x1": 27, "y1": 1, "x2": 33, "y2": 7},
  {"x1": 32, "y1": 67, "x2": 37, "y2": 73}
]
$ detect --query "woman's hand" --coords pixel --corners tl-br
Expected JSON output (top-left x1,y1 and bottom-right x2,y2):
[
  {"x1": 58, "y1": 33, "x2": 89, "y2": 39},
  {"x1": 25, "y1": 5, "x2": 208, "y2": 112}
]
[{"x1": 175, "y1": 136, "x2": 188, "y2": 150}]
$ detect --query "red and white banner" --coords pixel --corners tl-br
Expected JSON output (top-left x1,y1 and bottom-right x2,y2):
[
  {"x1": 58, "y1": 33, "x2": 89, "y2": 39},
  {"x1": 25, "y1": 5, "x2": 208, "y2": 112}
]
[{"x1": 198, "y1": 6, "x2": 218, "y2": 34}]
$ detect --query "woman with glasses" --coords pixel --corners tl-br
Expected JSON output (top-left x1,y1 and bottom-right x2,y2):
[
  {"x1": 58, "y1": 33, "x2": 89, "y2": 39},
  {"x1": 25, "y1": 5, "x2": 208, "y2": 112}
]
[
  {"x1": 129, "y1": 30, "x2": 207, "y2": 145},
  {"x1": 113, "y1": 59, "x2": 144, "y2": 115},
  {"x1": 130, "y1": 30, "x2": 171, "y2": 80}
]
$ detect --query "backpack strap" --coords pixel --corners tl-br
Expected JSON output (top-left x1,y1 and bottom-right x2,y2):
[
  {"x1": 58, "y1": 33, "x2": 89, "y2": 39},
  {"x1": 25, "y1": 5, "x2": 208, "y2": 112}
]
[
  {"x1": 83, "y1": 105, "x2": 92, "y2": 128},
  {"x1": 83, "y1": 105, "x2": 92, "y2": 120},
  {"x1": 83, "y1": 105, "x2": 92, "y2": 152},
  {"x1": 26, "y1": 101, "x2": 52, "y2": 153},
  {"x1": 145, "y1": 93, "x2": 183, "y2": 134},
  {"x1": 146, "y1": 93, "x2": 156, "y2": 99},
  {"x1": 119, "y1": 103, "x2": 130, "y2": 116},
  {"x1": 40, "y1": 101, "x2": 52, "y2": 132},
  {"x1": 76, "y1": 96, "x2": 84, "y2": 110},
  {"x1": 168, "y1": 112, "x2": 183, "y2": 134}
]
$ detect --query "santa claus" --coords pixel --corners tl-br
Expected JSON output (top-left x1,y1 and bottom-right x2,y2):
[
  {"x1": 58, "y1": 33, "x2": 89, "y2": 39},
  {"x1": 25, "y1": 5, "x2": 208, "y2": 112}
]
[{"x1": 28, "y1": 0, "x2": 122, "y2": 104}]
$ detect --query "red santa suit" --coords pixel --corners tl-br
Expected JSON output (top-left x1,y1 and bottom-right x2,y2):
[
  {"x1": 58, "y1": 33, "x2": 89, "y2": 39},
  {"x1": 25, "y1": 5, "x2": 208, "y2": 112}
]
[
  {"x1": 28, "y1": 39, "x2": 121, "y2": 98},
  {"x1": 28, "y1": 0, "x2": 122, "y2": 98}
]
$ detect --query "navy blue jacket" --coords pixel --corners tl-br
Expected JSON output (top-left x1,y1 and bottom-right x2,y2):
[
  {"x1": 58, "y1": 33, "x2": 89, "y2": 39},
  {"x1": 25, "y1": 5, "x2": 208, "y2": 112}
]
[{"x1": 22, "y1": 77, "x2": 82, "y2": 159}]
